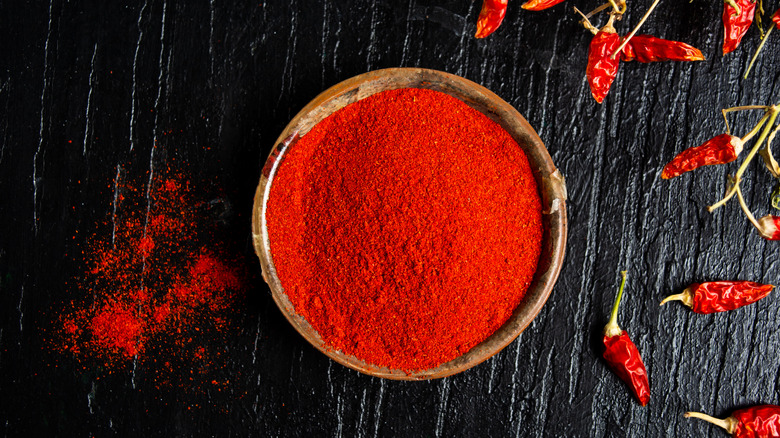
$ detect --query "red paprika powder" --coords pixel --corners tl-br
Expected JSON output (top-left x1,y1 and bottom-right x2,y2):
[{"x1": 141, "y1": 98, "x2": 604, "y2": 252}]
[
  {"x1": 54, "y1": 170, "x2": 247, "y2": 379},
  {"x1": 266, "y1": 88, "x2": 543, "y2": 370}
]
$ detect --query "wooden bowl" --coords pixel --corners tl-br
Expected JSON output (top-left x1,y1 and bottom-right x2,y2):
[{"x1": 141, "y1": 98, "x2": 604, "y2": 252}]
[{"x1": 251, "y1": 68, "x2": 567, "y2": 380}]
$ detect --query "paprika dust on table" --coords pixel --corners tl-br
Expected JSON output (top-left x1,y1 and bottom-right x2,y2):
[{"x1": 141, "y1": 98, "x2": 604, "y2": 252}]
[
  {"x1": 266, "y1": 88, "x2": 543, "y2": 370},
  {"x1": 52, "y1": 167, "x2": 249, "y2": 388}
]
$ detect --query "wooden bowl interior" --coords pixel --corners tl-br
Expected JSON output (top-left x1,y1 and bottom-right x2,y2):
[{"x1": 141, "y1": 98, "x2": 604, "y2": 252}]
[{"x1": 251, "y1": 68, "x2": 567, "y2": 380}]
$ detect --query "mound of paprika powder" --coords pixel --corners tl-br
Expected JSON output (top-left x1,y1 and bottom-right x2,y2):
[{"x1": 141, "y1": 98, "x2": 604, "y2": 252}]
[{"x1": 266, "y1": 88, "x2": 543, "y2": 370}]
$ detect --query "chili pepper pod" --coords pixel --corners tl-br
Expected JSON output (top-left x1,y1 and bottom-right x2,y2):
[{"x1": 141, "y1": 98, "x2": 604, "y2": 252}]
[
  {"x1": 685, "y1": 405, "x2": 780, "y2": 437},
  {"x1": 774, "y1": 9, "x2": 780, "y2": 28},
  {"x1": 756, "y1": 215, "x2": 780, "y2": 240},
  {"x1": 475, "y1": 0, "x2": 509, "y2": 38},
  {"x1": 620, "y1": 35, "x2": 705, "y2": 62},
  {"x1": 661, "y1": 134, "x2": 744, "y2": 179},
  {"x1": 723, "y1": 0, "x2": 756, "y2": 55},
  {"x1": 602, "y1": 271, "x2": 651, "y2": 406},
  {"x1": 660, "y1": 281, "x2": 774, "y2": 313},
  {"x1": 586, "y1": 17, "x2": 621, "y2": 104},
  {"x1": 521, "y1": 0, "x2": 566, "y2": 11}
]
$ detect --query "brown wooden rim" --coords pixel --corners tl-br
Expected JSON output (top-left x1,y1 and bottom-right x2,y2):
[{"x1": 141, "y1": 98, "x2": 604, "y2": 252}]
[{"x1": 251, "y1": 68, "x2": 567, "y2": 380}]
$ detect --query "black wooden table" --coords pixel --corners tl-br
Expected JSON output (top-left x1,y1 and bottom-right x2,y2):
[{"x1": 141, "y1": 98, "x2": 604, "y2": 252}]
[{"x1": 2, "y1": 1, "x2": 779, "y2": 436}]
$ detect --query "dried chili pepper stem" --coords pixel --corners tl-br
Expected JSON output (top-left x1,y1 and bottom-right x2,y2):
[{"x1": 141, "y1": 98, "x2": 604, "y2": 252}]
[
  {"x1": 607, "y1": 0, "x2": 627, "y2": 14},
  {"x1": 763, "y1": 123, "x2": 780, "y2": 177},
  {"x1": 725, "y1": 0, "x2": 742, "y2": 16},
  {"x1": 659, "y1": 289, "x2": 693, "y2": 307},
  {"x1": 580, "y1": 3, "x2": 612, "y2": 21},
  {"x1": 604, "y1": 270, "x2": 628, "y2": 338},
  {"x1": 722, "y1": 105, "x2": 770, "y2": 134},
  {"x1": 736, "y1": 179, "x2": 780, "y2": 239},
  {"x1": 734, "y1": 178, "x2": 764, "y2": 231},
  {"x1": 576, "y1": 0, "x2": 625, "y2": 32},
  {"x1": 684, "y1": 412, "x2": 738, "y2": 434},
  {"x1": 611, "y1": 0, "x2": 662, "y2": 59},
  {"x1": 581, "y1": 0, "x2": 626, "y2": 21},
  {"x1": 744, "y1": 26, "x2": 773, "y2": 78},
  {"x1": 708, "y1": 106, "x2": 779, "y2": 212},
  {"x1": 575, "y1": 7, "x2": 600, "y2": 35}
]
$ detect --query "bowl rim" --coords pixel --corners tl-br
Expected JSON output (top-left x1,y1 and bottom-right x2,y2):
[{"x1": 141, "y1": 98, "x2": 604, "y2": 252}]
[{"x1": 251, "y1": 67, "x2": 567, "y2": 380}]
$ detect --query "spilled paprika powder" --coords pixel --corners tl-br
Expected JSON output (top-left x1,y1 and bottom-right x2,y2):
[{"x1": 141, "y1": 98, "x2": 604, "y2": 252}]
[
  {"x1": 266, "y1": 88, "x2": 543, "y2": 370},
  {"x1": 54, "y1": 169, "x2": 248, "y2": 381}
]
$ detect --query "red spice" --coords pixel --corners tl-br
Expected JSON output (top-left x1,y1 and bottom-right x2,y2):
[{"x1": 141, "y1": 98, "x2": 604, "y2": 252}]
[
  {"x1": 722, "y1": 0, "x2": 756, "y2": 55},
  {"x1": 660, "y1": 281, "x2": 774, "y2": 313},
  {"x1": 661, "y1": 134, "x2": 743, "y2": 179},
  {"x1": 601, "y1": 271, "x2": 650, "y2": 406},
  {"x1": 266, "y1": 88, "x2": 543, "y2": 370},
  {"x1": 89, "y1": 303, "x2": 146, "y2": 357},
  {"x1": 686, "y1": 405, "x2": 780, "y2": 437},
  {"x1": 54, "y1": 170, "x2": 247, "y2": 373},
  {"x1": 586, "y1": 19, "x2": 621, "y2": 104}
]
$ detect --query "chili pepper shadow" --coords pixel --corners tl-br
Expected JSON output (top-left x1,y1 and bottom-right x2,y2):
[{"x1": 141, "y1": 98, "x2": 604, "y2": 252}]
[{"x1": 589, "y1": 313, "x2": 607, "y2": 361}]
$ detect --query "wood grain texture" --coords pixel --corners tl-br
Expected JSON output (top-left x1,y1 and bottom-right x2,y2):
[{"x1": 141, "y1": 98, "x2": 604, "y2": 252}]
[{"x1": 1, "y1": 0, "x2": 779, "y2": 436}]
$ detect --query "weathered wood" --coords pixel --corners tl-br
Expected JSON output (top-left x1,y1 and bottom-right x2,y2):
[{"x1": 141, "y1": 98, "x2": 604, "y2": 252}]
[{"x1": 1, "y1": 0, "x2": 778, "y2": 436}]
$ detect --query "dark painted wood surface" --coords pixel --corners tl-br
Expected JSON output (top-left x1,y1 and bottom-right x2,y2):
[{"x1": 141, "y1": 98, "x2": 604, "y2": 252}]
[{"x1": 2, "y1": 1, "x2": 779, "y2": 436}]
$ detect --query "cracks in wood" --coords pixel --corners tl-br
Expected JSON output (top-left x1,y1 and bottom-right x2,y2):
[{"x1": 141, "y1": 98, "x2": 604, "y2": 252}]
[
  {"x1": 400, "y1": 0, "x2": 414, "y2": 68},
  {"x1": 434, "y1": 377, "x2": 451, "y2": 437},
  {"x1": 366, "y1": 0, "x2": 378, "y2": 71},
  {"x1": 17, "y1": 286, "x2": 23, "y2": 344},
  {"x1": 537, "y1": 20, "x2": 563, "y2": 140},
  {"x1": 33, "y1": 0, "x2": 55, "y2": 234},
  {"x1": 276, "y1": 1, "x2": 299, "y2": 116},
  {"x1": 82, "y1": 43, "x2": 98, "y2": 157},
  {"x1": 129, "y1": 1, "x2": 149, "y2": 153},
  {"x1": 251, "y1": 314, "x2": 262, "y2": 365},
  {"x1": 372, "y1": 379, "x2": 385, "y2": 438},
  {"x1": 111, "y1": 164, "x2": 122, "y2": 246}
]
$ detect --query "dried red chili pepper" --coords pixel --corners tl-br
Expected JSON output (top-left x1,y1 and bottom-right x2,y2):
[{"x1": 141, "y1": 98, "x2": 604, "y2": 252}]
[
  {"x1": 475, "y1": 0, "x2": 509, "y2": 38},
  {"x1": 661, "y1": 134, "x2": 744, "y2": 179},
  {"x1": 620, "y1": 35, "x2": 705, "y2": 62},
  {"x1": 774, "y1": 8, "x2": 780, "y2": 28},
  {"x1": 685, "y1": 405, "x2": 780, "y2": 437},
  {"x1": 756, "y1": 215, "x2": 780, "y2": 240},
  {"x1": 723, "y1": 0, "x2": 756, "y2": 55},
  {"x1": 660, "y1": 281, "x2": 774, "y2": 313},
  {"x1": 586, "y1": 17, "x2": 621, "y2": 104},
  {"x1": 602, "y1": 271, "x2": 650, "y2": 406},
  {"x1": 521, "y1": 0, "x2": 565, "y2": 11}
]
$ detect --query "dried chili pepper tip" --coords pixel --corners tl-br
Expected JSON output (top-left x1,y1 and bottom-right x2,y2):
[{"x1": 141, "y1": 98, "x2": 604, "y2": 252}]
[
  {"x1": 773, "y1": 9, "x2": 780, "y2": 28},
  {"x1": 661, "y1": 134, "x2": 744, "y2": 180},
  {"x1": 520, "y1": 0, "x2": 566, "y2": 11},
  {"x1": 757, "y1": 215, "x2": 780, "y2": 240},
  {"x1": 685, "y1": 405, "x2": 780, "y2": 437},
  {"x1": 475, "y1": 0, "x2": 509, "y2": 38},
  {"x1": 602, "y1": 271, "x2": 651, "y2": 407},
  {"x1": 660, "y1": 281, "x2": 775, "y2": 313}
]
